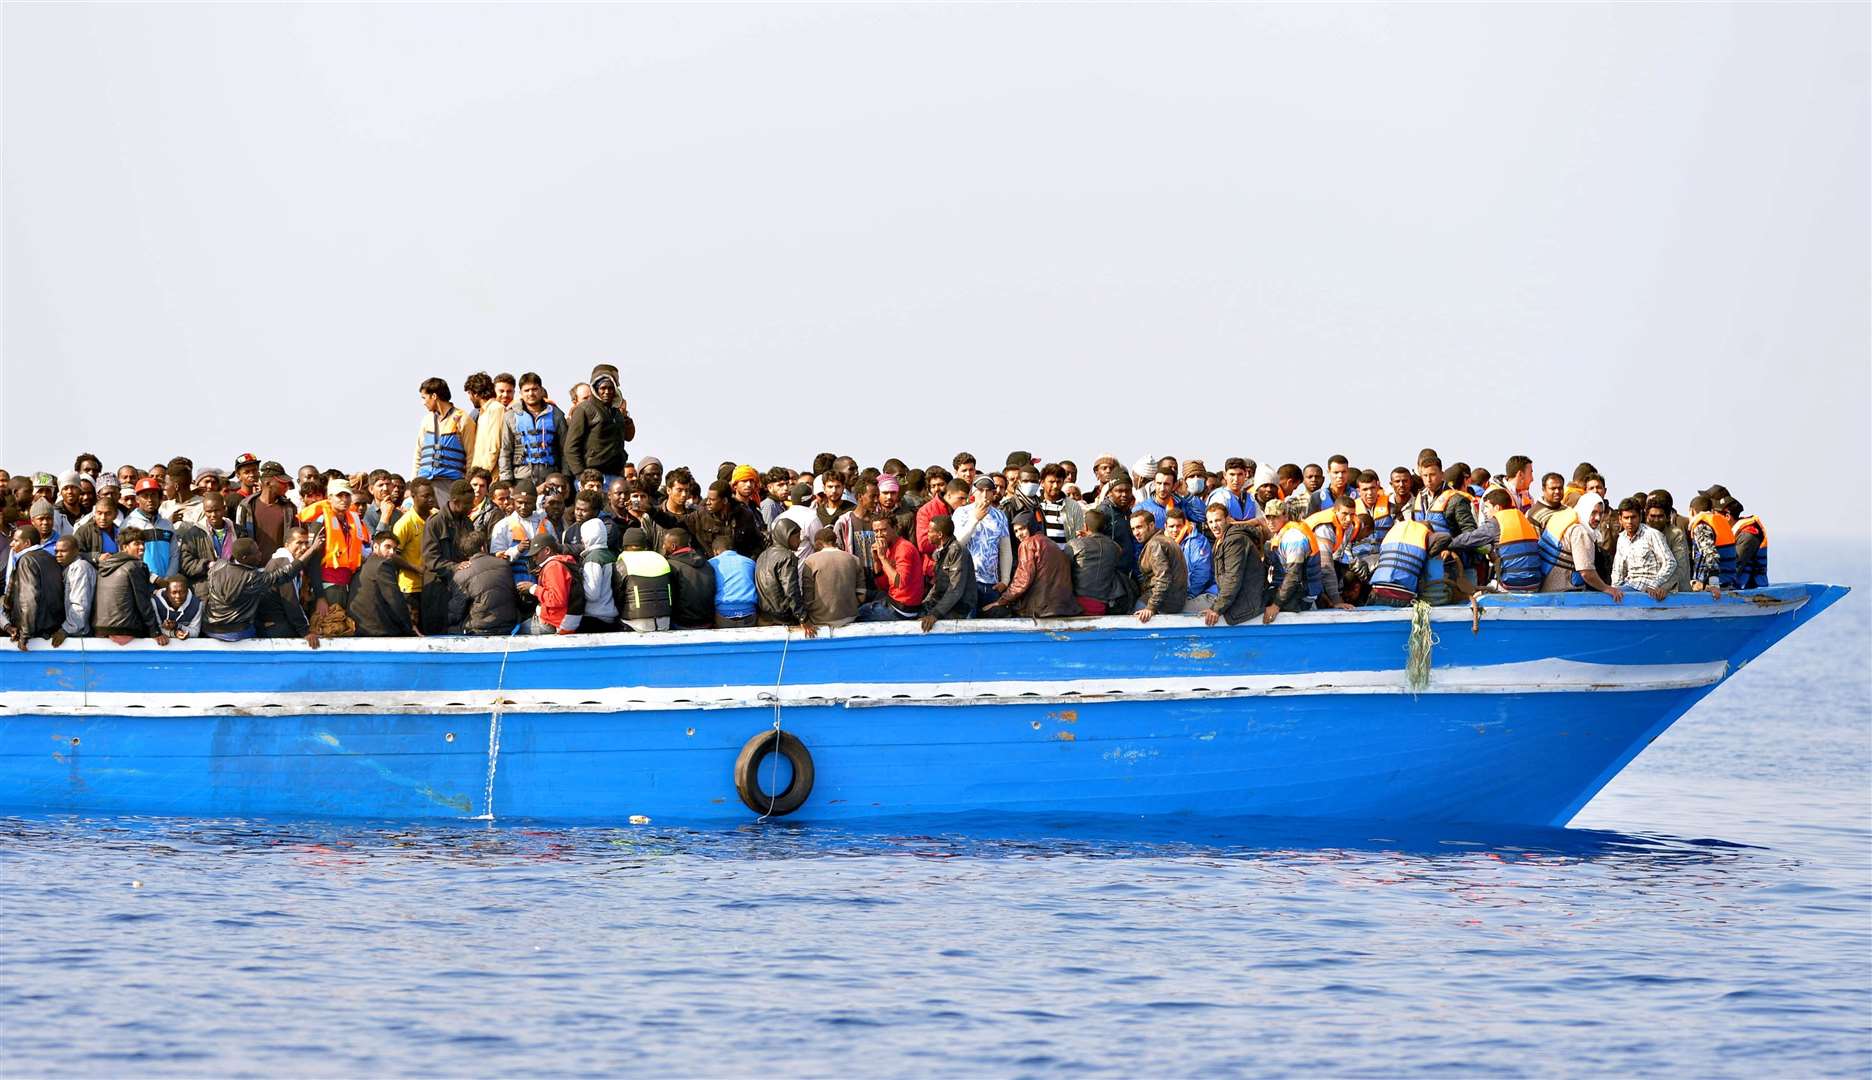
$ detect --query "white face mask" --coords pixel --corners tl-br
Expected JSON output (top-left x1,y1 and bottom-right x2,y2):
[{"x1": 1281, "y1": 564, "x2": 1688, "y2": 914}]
[
  {"x1": 1020, "y1": 482, "x2": 1042, "y2": 499},
  {"x1": 1185, "y1": 477, "x2": 1206, "y2": 494}
]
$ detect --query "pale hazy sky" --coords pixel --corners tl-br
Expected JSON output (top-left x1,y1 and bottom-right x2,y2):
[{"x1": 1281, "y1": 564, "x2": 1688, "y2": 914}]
[{"x1": 4, "y1": 4, "x2": 1867, "y2": 541}]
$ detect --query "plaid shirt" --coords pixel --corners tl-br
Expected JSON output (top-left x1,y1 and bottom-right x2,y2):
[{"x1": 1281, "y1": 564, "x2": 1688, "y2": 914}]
[{"x1": 1612, "y1": 525, "x2": 1678, "y2": 591}]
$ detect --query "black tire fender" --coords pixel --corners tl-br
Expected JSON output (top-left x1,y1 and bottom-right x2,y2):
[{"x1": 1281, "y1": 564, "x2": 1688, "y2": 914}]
[{"x1": 733, "y1": 730, "x2": 815, "y2": 816}]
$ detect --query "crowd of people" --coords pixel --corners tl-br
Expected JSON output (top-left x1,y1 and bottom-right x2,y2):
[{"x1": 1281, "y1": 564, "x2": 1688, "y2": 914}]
[{"x1": 0, "y1": 366, "x2": 1770, "y2": 649}]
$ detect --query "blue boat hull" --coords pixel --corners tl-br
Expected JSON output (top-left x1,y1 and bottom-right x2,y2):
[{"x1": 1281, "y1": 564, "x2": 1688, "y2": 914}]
[{"x1": 0, "y1": 584, "x2": 1845, "y2": 827}]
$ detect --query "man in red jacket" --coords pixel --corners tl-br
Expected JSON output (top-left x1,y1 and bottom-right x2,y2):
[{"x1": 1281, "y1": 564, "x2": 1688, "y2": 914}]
[{"x1": 519, "y1": 536, "x2": 583, "y2": 634}]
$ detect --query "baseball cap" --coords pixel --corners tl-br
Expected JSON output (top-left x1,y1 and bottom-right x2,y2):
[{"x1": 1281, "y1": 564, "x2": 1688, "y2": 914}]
[{"x1": 135, "y1": 477, "x2": 163, "y2": 494}]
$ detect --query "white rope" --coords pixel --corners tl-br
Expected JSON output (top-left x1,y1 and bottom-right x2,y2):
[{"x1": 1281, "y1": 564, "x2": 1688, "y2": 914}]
[{"x1": 756, "y1": 626, "x2": 791, "y2": 823}]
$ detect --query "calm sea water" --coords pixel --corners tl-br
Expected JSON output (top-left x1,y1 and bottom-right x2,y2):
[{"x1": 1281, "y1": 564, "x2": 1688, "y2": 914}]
[{"x1": 4, "y1": 546, "x2": 1868, "y2": 1077}]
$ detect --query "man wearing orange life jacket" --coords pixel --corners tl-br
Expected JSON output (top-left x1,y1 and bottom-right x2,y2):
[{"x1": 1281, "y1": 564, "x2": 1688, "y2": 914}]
[
  {"x1": 1726, "y1": 497, "x2": 1768, "y2": 589},
  {"x1": 1354, "y1": 470, "x2": 1396, "y2": 541},
  {"x1": 297, "y1": 479, "x2": 368, "y2": 610},
  {"x1": 1685, "y1": 493, "x2": 1737, "y2": 597},
  {"x1": 1489, "y1": 455, "x2": 1535, "y2": 513},
  {"x1": 1449, "y1": 489, "x2": 1545, "y2": 593}
]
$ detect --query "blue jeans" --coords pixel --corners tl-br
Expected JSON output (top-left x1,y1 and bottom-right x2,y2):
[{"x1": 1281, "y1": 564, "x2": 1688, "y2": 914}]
[
  {"x1": 207, "y1": 627, "x2": 255, "y2": 642},
  {"x1": 857, "y1": 598, "x2": 918, "y2": 622}
]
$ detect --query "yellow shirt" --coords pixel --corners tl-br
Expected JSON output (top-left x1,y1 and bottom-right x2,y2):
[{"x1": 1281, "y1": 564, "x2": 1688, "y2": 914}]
[{"x1": 392, "y1": 510, "x2": 427, "y2": 595}]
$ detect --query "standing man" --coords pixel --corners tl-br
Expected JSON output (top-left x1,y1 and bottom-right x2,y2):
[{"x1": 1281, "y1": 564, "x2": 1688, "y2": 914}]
[
  {"x1": 563, "y1": 364, "x2": 635, "y2": 485},
  {"x1": 413, "y1": 376, "x2": 476, "y2": 483},
  {"x1": 468, "y1": 372, "x2": 516, "y2": 476},
  {"x1": 501, "y1": 372, "x2": 566, "y2": 486},
  {"x1": 1208, "y1": 457, "x2": 1259, "y2": 523}
]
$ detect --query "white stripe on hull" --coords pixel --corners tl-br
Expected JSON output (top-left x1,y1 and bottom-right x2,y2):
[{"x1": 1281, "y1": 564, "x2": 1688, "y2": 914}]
[{"x1": 0, "y1": 659, "x2": 1728, "y2": 717}]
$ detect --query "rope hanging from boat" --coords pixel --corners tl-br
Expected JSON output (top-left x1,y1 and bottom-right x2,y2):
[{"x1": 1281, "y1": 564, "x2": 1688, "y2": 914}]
[
  {"x1": 1406, "y1": 600, "x2": 1438, "y2": 694},
  {"x1": 757, "y1": 627, "x2": 792, "y2": 823}
]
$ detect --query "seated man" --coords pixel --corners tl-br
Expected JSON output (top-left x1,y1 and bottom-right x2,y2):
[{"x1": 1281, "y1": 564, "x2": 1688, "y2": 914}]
[
  {"x1": 451, "y1": 530, "x2": 520, "y2": 635},
  {"x1": 3, "y1": 524, "x2": 64, "y2": 650},
  {"x1": 518, "y1": 534, "x2": 584, "y2": 635},
  {"x1": 708, "y1": 533, "x2": 759, "y2": 629},
  {"x1": 755, "y1": 518, "x2": 807, "y2": 627},
  {"x1": 613, "y1": 527, "x2": 672, "y2": 633},
  {"x1": 1067, "y1": 508, "x2": 1131, "y2": 616},
  {"x1": 203, "y1": 537, "x2": 324, "y2": 643},
  {"x1": 857, "y1": 513, "x2": 926, "y2": 622},
  {"x1": 800, "y1": 529, "x2": 863, "y2": 633},
  {"x1": 982, "y1": 512, "x2": 1078, "y2": 619},
  {"x1": 1610, "y1": 497, "x2": 1676, "y2": 601},
  {"x1": 93, "y1": 528, "x2": 169, "y2": 645},
  {"x1": 349, "y1": 533, "x2": 417, "y2": 637},
  {"x1": 662, "y1": 527, "x2": 717, "y2": 631},
  {"x1": 152, "y1": 576, "x2": 203, "y2": 640},
  {"x1": 919, "y1": 514, "x2": 976, "y2": 630},
  {"x1": 1130, "y1": 509, "x2": 1188, "y2": 623}
]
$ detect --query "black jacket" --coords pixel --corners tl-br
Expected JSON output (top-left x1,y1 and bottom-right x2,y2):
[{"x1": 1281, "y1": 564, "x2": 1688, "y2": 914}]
[
  {"x1": 923, "y1": 538, "x2": 976, "y2": 621},
  {"x1": 205, "y1": 554, "x2": 316, "y2": 637},
  {"x1": 1068, "y1": 532, "x2": 1128, "y2": 606},
  {"x1": 563, "y1": 399, "x2": 634, "y2": 477},
  {"x1": 257, "y1": 554, "x2": 311, "y2": 638},
  {"x1": 5, "y1": 548, "x2": 64, "y2": 639},
  {"x1": 1211, "y1": 523, "x2": 1270, "y2": 626},
  {"x1": 94, "y1": 552, "x2": 160, "y2": 636},
  {"x1": 453, "y1": 553, "x2": 518, "y2": 635},
  {"x1": 666, "y1": 549, "x2": 716, "y2": 629},
  {"x1": 71, "y1": 519, "x2": 123, "y2": 564},
  {"x1": 684, "y1": 504, "x2": 767, "y2": 561},
  {"x1": 348, "y1": 556, "x2": 415, "y2": 637},
  {"x1": 753, "y1": 520, "x2": 805, "y2": 623}
]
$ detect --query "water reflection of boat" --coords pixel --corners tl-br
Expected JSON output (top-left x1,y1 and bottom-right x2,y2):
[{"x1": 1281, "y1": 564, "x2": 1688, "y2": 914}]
[{"x1": 0, "y1": 583, "x2": 1846, "y2": 827}]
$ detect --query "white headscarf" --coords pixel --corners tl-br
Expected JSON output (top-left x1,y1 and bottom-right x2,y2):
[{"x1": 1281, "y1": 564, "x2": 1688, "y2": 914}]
[{"x1": 1573, "y1": 492, "x2": 1606, "y2": 531}]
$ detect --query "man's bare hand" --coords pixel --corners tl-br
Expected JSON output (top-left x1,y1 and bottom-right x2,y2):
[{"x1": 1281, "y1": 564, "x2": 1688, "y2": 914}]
[
  {"x1": 1263, "y1": 604, "x2": 1280, "y2": 625},
  {"x1": 919, "y1": 615, "x2": 937, "y2": 633},
  {"x1": 305, "y1": 632, "x2": 321, "y2": 650},
  {"x1": 49, "y1": 630, "x2": 66, "y2": 648},
  {"x1": 1135, "y1": 609, "x2": 1153, "y2": 623},
  {"x1": 153, "y1": 634, "x2": 170, "y2": 647},
  {"x1": 1647, "y1": 586, "x2": 1669, "y2": 601},
  {"x1": 1202, "y1": 609, "x2": 1220, "y2": 627}
]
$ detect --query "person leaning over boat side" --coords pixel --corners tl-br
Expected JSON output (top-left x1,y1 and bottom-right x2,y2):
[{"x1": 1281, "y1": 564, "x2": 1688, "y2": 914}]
[
  {"x1": 1537, "y1": 493, "x2": 1622, "y2": 601},
  {"x1": 1726, "y1": 498, "x2": 1768, "y2": 589},
  {"x1": 1130, "y1": 510, "x2": 1188, "y2": 624},
  {"x1": 981, "y1": 512, "x2": 1078, "y2": 620},
  {"x1": 1683, "y1": 494, "x2": 1740, "y2": 597},
  {"x1": 1202, "y1": 502, "x2": 1274, "y2": 627},
  {"x1": 800, "y1": 528, "x2": 862, "y2": 634},
  {"x1": 2, "y1": 524, "x2": 63, "y2": 650},
  {"x1": 562, "y1": 364, "x2": 634, "y2": 485},
  {"x1": 413, "y1": 376, "x2": 476, "y2": 483},
  {"x1": 755, "y1": 518, "x2": 808, "y2": 628},
  {"x1": 92, "y1": 528, "x2": 168, "y2": 645},
  {"x1": 613, "y1": 527, "x2": 672, "y2": 633},
  {"x1": 661, "y1": 527, "x2": 717, "y2": 631},
  {"x1": 1608, "y1": 497, "x2": 1676, "y2": 602},
  {"x1": 857, "y1": 512, "x2": 927, "y2": 622},
  {"x1": 919, "y1": 513, "x2": 977, "y2": 631},
  {"x1": 451, "y1": 531, "x2": 520, "y2": 636},
  {"x1": 152, "y1": 577, "x2": 203, "y2": 640}
]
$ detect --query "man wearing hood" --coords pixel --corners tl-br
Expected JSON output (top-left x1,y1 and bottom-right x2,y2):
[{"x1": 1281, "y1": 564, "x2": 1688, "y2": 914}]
[
  {"x1": 563, "y1": 364, "x2": 635, "y2": 483},
  {"x1": 205, "y1": 538, "x2": 324, "y2": 643},
  {"x1": 755, "y1": 518, "x2": 807, "y2": 626},
  {"x1": 3, "y1": 525, "x2": 64, "y2": 649}
]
